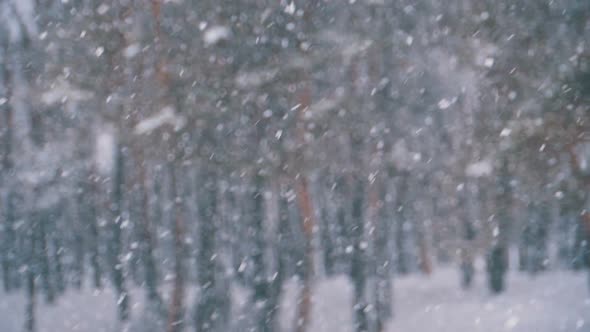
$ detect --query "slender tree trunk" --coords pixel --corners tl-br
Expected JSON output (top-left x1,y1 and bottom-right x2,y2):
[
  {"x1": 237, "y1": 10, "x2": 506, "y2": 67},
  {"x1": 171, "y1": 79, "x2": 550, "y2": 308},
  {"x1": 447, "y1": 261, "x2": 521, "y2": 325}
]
[
  {"x1": 573, "y1": 219, "x2": 588, "y2": 270},
  {"x1": 395, "y1": 175, "x2": 409, "y2": 275},
  {"x1": 459, "y1": 187, "x2": 476, "y2": 289},
  {"x1": 144, "y1": 1, "x2": 188, "y2": 328},
  {"x1": 167, "y1": 162, "x2": 186, "y2": 332},
  {"x1": 368, "y1": 174, "x2": 392, "y2": 332},
  {"x1": 534, "y1": 204, "x2": 549, "y2": 272},
  {"x1": 25, "y1": 261, "x2": 36, "y2": 332},
  {"x1": 293, "y1": 81, "x2": 316, "y2": 332},
  {"x1": 522, "y1": 202, "x2": 550, "y2": 274},
  {"x1": 251, "y1": 173, "x2": 274, "y2": 332},
  {"x1": 134, "y1": 146, "x2": 165, "y2": 315},
  {"x1": 374, "y1": 194, "x2": 393, "y2": 331},
  {"x1": 556, "y1": 205, "x2": 574, "y2": 268},
  {"x1": 72, "y1": 203, "x2": 85, "y2": 289},
  {"x1": 2, "y1": 192, "x2": 16, "y2": 292},
  {"x1": 52, "y1": 236, "x2": 65, "y2": 294},
  {"x1": 581, "y1": 211, "x2": 590, "y2": 292},
  {"x1": 417, "y1": 223, "x2": 433, "y2": 276},
  {"x1": 25, "y1": 217, "x2": 38, "y2": 332},
  {"x1": 111, "y1": 142, "x2": 130, "y2": 321},
  {"x1": 566, "y1": 146, "x2": 590, "y2": 270},
  {"x1": 38, "y1": 212, "x2": 55, "y2": 303},
  {"x1": 266, "y1": 176, "x2": 286, "y2": 331},
  {"x1": 87, "y1": 170, "x2": 103, "y2": 289},
  {"x1": 411, "y1": 179, "x2": 433, "y2": 277},
  {"x1": 350, "y1": 176, "x2": 368, "y2": 332},
  {"x1": 518, "y1": 220, "x2": 531, "y2": 272},
  {"x1": 1, "y1": 52, "x2": 15, "y2": 292},
  {"x1": 293, "y1": 175, "x2": 315, "y2": 332},
  {"x1": 194, "y1": 166, "x2": 222, "y2": 332},
  {"x1": 487, "y1": 157, "x2": 510, "y2": 294},
  {"x1": 319, "y1": 179, "x2": 336, "y2": 276}
]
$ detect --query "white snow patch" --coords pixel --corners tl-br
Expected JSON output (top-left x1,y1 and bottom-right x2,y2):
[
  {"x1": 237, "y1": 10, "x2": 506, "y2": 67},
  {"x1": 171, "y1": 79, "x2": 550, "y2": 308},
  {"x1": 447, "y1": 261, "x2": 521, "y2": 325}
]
[
  {"x1": 279, "y1": 276, "x2": 353, "y2": 332},
  {"x1": 95, "y1": 46, "x2": 105, "y2": 57},
  {"x1": 134, "y1": 106, "x2": 185, "y2": 135},
  {"x1": 235, "y1": 69, "x2": 279, "y2": 89},
  {"x1": 96, "y1": 129, "x2": 115, "y2": 174},
  {"x1": 504, "y1": 316, "x2": 520, "y2": 330},
  {"x1": 500, "y1": 128, "x2": 512, "y2": 137},
  {"x1": 466, "y1": 160, "x2": 493, "y2": 177},
  {"x1": 391, "y1": 139, "x2": 416, "y2": 171},
  {"x1": 341, "y1": 39, "x2": 373, "y2": 64},
  {"x1": 41, "y1": 79, "x2": 94, "y2": 105},
  {"x1": 508, "y1": 91, "x2": 517, "y2": 100},
  {"x1": 308, "y1": 97, "x2": 343, "y2": 117},
  {"x1": 203, "y1": 26, "x2": 231, "y2": 46},
  {"x1": 96, "y1": 3, "x2": 109, "y2": 15},
  {"x1": 3, "y1": 1, "x2": 36, "y2": 42},
  {"x1": 438, "y1": 98, "x2": 453, "y2": 110},
  {"x1": 284, "y1": 2, "x2": 296, "y2": 15},
  {"x1": 123, "y1": 43, "x2": 141, "y2": 58},
  {"x1": 12, "y1": 0, "x2": 38, "y2": 38}
]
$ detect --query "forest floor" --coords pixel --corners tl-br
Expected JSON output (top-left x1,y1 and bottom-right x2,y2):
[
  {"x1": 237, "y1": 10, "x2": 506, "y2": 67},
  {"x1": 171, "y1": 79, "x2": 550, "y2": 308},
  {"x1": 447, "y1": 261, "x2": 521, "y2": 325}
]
[
  {"x1": 282, "y1": 268, "x2": 590, "y2": 332},
  {"x1": 1, "y1": 265, "x2": 589, "y2": 332}
]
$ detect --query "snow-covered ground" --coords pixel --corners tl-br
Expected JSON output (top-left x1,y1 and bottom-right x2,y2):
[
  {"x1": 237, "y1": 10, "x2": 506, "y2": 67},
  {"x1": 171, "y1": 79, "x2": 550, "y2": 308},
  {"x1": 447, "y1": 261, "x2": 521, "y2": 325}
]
[
  {"x1": 387, "y1": 268, "x2": 589, "y2": 332},
  {"x1": 1, "y1": 267, "x2": 588, "y2": 332},
  {"x1": 277, "y1": 267, "x2": 590, "y2": 332}
]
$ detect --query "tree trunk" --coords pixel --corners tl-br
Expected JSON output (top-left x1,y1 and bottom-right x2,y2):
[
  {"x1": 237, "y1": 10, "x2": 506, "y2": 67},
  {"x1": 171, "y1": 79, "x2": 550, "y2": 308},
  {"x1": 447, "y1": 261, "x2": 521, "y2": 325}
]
[
  {"x1": 52, "y1": 235, "x2": 65, "y2": 294},
  {"x1": 72, "y1": 202, "x2": 86, "y2": 289},
  {"x1": 293, "y1": 175, "x2": 315, "y2": 332},
  {"x1": 111, "y1": 142, "x2": 130, "y2": 321},
  {"x1": 487, "y1": 245, "x2": 508, "y2": 293},
  {"x1": 194, "y1": 166, "x2": 224, "y2": 332},
  {"x1": 25, "y1": 261, "x2": 36, "y2": 332},
  {"x1": 250, "y1": 173, "x2": 275, "y2": 332},
  {"x1": 167, "y1": 162, "x2": 186, "y2": 332},
  {"x1": 524, "y1": 202, "x2": 550, "y2": 274},
  {"x1": 195, "y1": 166, "x2": 217, "y2": 332},
  {"x1": 1, "y1": 192, "x2": 16, "y2": 292},
  {"x1": 266, "y1": 177, "x2": 287, "y2": 331},
  {"x1": 87, "y1": 171, "x2": 103, "y2": 289},
  {"x1": 459, "y1": 187, "x2": 475, "y2": 289},
  {"x1": 26, "y1": 212, "x2": 38, "y2": 332},
  {"x1": 293, "y1": 80, "x2": 316, "y2": 332},
  {"x1": 368, "y1": 175, "x2": 392, "y2": 332},
  {"x1": 487, "y1": 157, "x2": 510, "y2": 294},
  {"x1": 135, "y1": 146, "x2": 165, "y2": 316},
  {"x1": 395, "y1": 175, "x2": 409, "y2": 275},
  {"x1": 319, "y1": 181, "x2": 336, "y2": 276},
  {"x1": 573, "y1": 212, "x2": 588, "y2": 270},
  {"x1": 1, "y1": 54, "x2": 15, "y2": 292},
  {"x1": 417, "y1": 223, "x2": 433, "y2": 276},
  {"x1": 581, "y1": 212, "x2": 590, "y2": 293},
  {"x1": 38, "y1": 211, "x2": 55, "y2": 304},
  {"x1": 518, "y1": 223, "x2": 530, "y2": 272},
  {"x1": 350, "y1": 177, "x2": 368, "y2": 332}
]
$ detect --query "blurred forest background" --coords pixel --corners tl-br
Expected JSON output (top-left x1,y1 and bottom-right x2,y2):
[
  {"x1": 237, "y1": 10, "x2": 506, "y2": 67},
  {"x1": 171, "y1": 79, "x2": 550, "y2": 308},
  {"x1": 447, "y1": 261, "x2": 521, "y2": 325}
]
[{"x1": 0, "y1": 0, "x2": 589, "y2": 332}]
